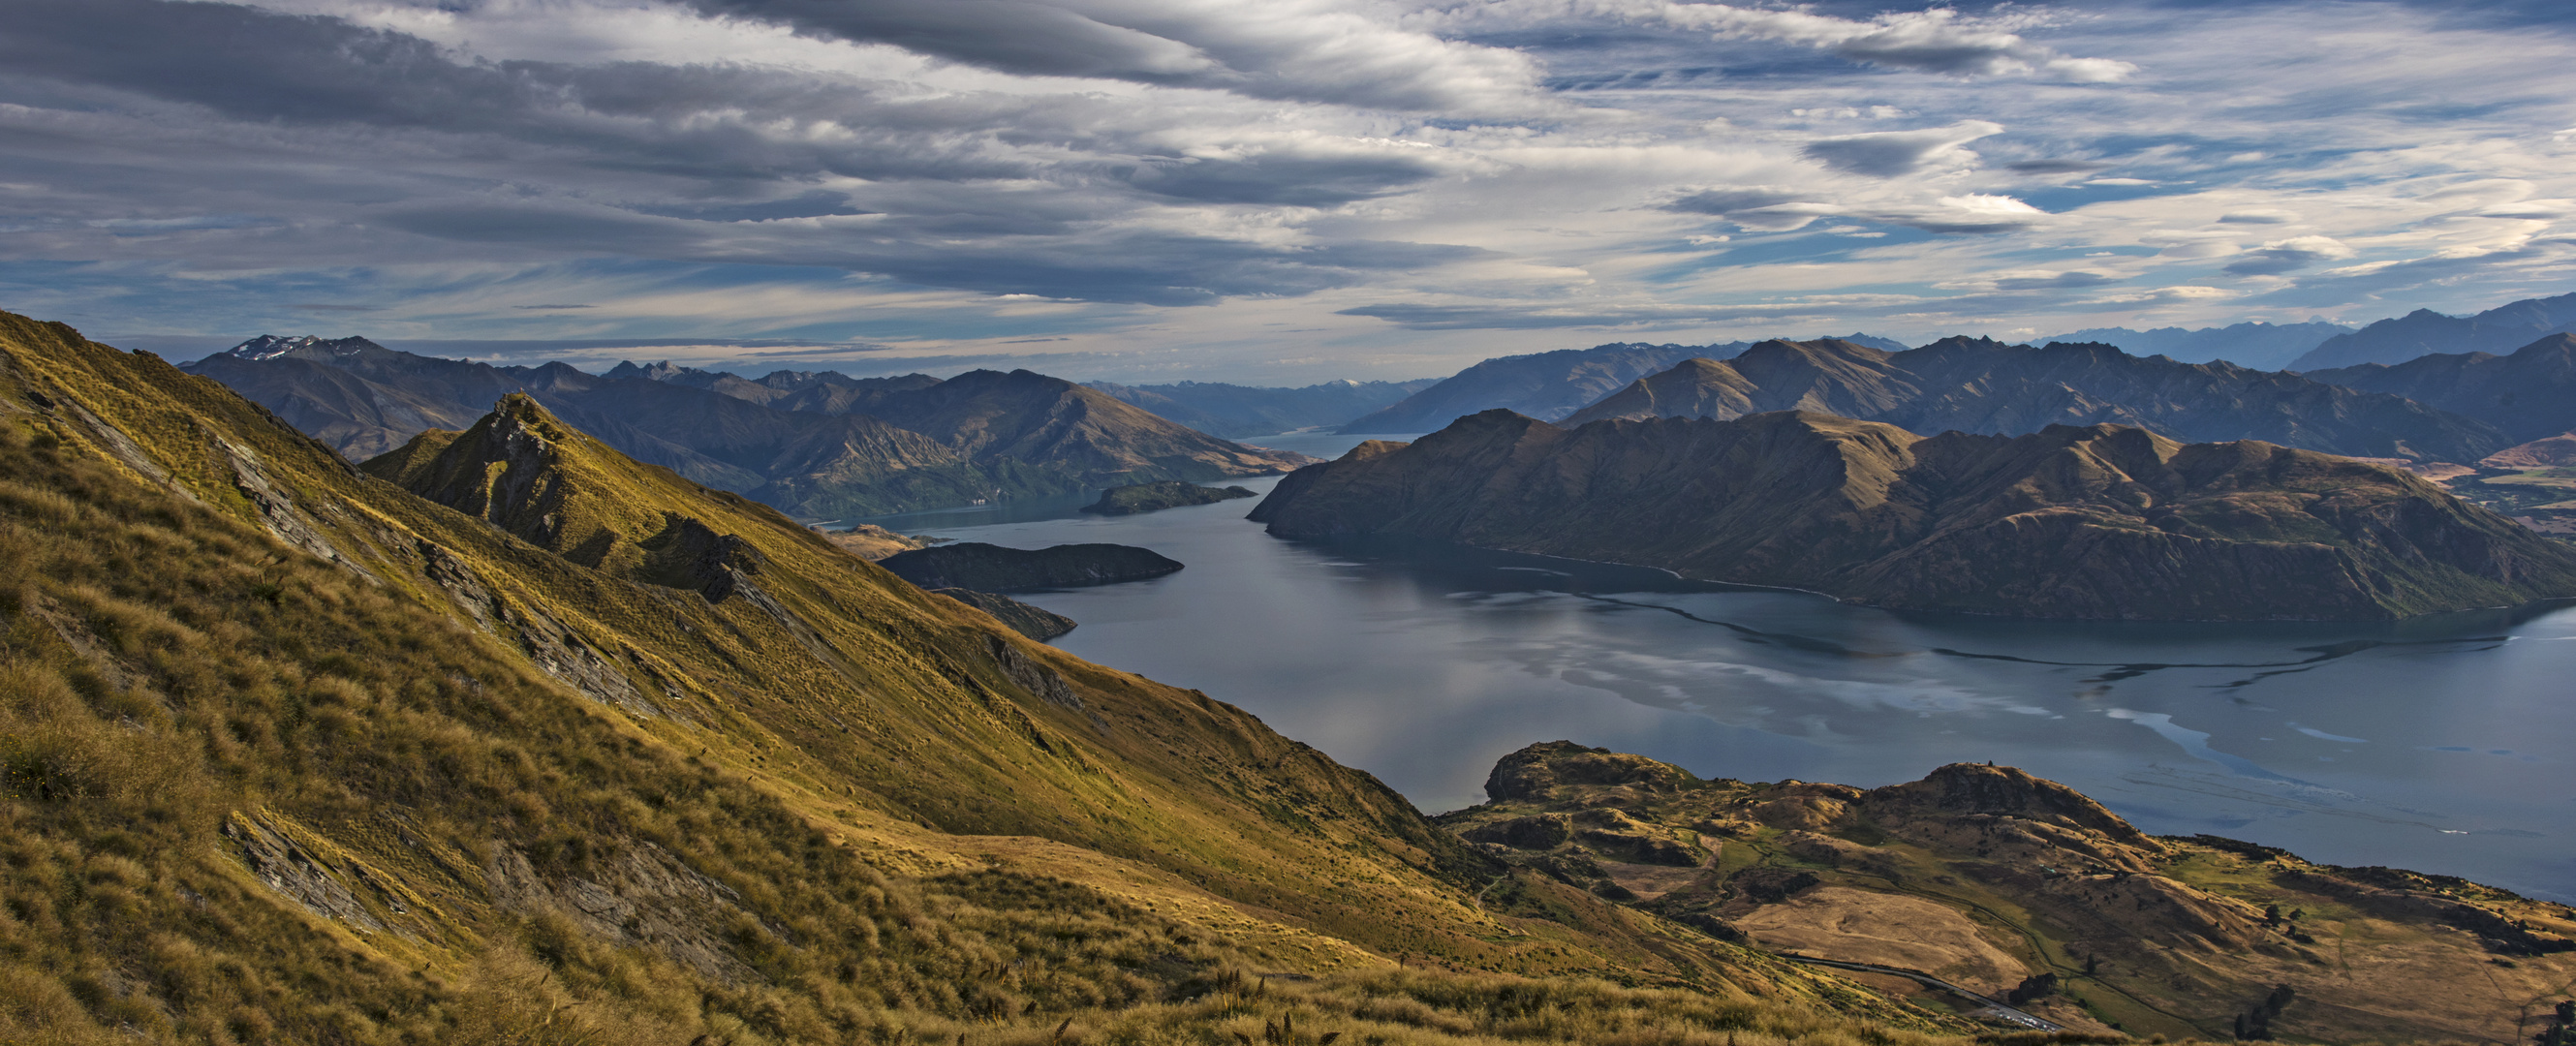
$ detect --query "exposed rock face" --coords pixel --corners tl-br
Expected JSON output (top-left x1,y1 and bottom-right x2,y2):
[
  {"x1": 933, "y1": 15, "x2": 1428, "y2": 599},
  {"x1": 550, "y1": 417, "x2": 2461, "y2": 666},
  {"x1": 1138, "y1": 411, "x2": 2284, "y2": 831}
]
[
  {"x1": 931, "y1": 588, "x2": 1076, "y2": 641},
  {"x1": 1252, "y1": 409, "x2": 2576, "y2": 620},
  {"x1": 1081, "y1": 480, "x2": 1256, "y2": 515},
  {"x1": 1563, "y1": 336, "x2": 2510, "y2": 463},
  {"x1": 876, "y1": 542, "x2": 1182, "y2": 593}
]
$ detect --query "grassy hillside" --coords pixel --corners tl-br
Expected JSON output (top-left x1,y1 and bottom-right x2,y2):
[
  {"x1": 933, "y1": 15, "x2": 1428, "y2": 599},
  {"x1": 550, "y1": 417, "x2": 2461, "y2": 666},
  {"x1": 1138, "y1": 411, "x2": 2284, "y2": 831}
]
[
  {"x1": 0, "y1": 312, "x2": 1978, "y2": 1044},
  {"x1": 1442, "y1": 744, "x2": 2576, "y2": 1042}
]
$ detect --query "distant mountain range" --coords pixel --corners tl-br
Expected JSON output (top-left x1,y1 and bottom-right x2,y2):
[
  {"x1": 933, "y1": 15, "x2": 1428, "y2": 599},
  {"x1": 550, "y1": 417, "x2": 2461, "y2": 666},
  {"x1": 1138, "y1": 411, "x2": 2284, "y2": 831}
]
[
  {"x1": 185, "y1": 336, "x2": 1310, "y2": 517},
  {"x1": 2288, "y1": 292, "x2": 2576, "y2": 370},
  {"x1": 1254, "y1": 410, "x2": 2576, "y2": 621},
  {"x1": 1561, "y1": 337, "x2": 2510, "y2": 463},
  {"x1": 2305, "y1": 332, "x2": 2576, "y2": 445},
  {"x1": 1086, "y1": 378, "x2": 1436, "y2": 437},
  {"x1": 2033, "y1": 321, "x2": 2352, "y2": 371},
  {"x1": 1339, "y1": 334, "x2": 1909, "y2": 434}
]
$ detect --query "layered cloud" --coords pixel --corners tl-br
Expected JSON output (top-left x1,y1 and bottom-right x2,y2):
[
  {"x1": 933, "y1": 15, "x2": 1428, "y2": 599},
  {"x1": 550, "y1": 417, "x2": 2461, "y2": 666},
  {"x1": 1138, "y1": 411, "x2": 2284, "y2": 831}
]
[{"x1": 0, "y1": 0, "x2": 2570, "y2": 381}]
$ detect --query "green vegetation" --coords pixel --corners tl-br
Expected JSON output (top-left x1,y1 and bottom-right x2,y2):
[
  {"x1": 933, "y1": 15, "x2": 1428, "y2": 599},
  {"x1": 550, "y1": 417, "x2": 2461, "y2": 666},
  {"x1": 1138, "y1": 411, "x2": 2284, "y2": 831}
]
[
  {"x1": 1437, "y1": 743, "x2": 2576, "y2": 1042},
  {"x1": 0, "y1": 312, "x2": 2018, "y2": 1044}
]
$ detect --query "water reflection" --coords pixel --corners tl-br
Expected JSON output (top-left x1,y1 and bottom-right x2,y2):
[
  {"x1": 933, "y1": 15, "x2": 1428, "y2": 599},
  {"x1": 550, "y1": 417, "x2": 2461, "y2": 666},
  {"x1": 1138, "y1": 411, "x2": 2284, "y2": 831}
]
[{"x1": 869, "y1": 433, "x2": 2576, "y2": 903}]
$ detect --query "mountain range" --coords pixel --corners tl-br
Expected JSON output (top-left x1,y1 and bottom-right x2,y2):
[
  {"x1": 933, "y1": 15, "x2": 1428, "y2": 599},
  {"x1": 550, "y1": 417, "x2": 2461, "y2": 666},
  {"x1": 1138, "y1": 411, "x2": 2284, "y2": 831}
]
[
  {"x1": 1561, "y1": 337, "x2": 2511, "y2": 464},
  {"x1": 184, "y1": 336, "x2": 1311, "y2": 517},
  {"x1": 1334, "y1": 335, "x2": 1907, "y2": 434},
  {"x1": 5, "y1": 308, "x2": 2568, "y2": 1043},
  {"x1": 2287, "y1": 292, "x2": 2576, "y2": 370},
  {"x1": 2033, "y1": 321, "x2": 2352, "y2": 371},
  {"x1": 1086, "y1": 378, "x2": 1437, "y2": 437},
  {"x1": 1251, "y1": 409, "x2": 2576, "y2": 620},
  {"x1": 2304, "y1": 332, "x2": 2576, "y2": 445}
]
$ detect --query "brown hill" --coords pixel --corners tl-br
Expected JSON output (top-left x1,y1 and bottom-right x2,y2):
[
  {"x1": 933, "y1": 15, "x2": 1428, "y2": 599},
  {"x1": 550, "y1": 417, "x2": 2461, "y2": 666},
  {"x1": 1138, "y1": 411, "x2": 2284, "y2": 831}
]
[
  {"x1": 1441, "y1": 742, "x2": 2576, "y2": 1041},
  {"x1": 2482, "y1": 432, "x2": 2576, "y2": 469},
  {"x1": 1565, "y1": 337, "x2": 2510, "y2": 464},
  {"x1": 1251, "y1": 409, "x2": 2576, "y2": 620}
]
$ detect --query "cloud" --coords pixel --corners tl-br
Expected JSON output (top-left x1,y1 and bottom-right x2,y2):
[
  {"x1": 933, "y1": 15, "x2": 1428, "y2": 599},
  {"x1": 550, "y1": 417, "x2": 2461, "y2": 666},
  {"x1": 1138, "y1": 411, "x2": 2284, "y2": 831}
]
[
  {"x1": 2005, "y1": 159, "x2": 2111, "y2": 174},
  {"x1": 678, "y1": 0, "x2": 1547, "y2": 112},
  {"x1": 2222, "y1": 235, "x2": 2357, "y2": 275},
  {"x1": 1646, "y1": 5, "x2": 2136, "y2": 81},
  {"x1": 1802, "y1": 121, "x2": 2002, "y2": 176},
  {"x1": 2218, "y1": 209, "x2": 2296, "y2": 224}
]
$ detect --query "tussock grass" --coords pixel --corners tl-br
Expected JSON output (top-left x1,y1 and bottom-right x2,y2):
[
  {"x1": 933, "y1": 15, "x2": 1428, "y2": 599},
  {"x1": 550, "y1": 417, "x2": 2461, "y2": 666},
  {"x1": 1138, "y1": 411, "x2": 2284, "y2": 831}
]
[{"x1": 0, "y1": 316, "x2": 2182, "y2": 1045}]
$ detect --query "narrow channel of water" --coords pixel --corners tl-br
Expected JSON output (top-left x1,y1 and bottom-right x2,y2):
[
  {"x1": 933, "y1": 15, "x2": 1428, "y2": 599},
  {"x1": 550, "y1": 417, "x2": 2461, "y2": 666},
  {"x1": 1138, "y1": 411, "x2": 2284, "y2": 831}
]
[{"x1": 860, "y1": 432, "x2": 2576, "y2": 902}]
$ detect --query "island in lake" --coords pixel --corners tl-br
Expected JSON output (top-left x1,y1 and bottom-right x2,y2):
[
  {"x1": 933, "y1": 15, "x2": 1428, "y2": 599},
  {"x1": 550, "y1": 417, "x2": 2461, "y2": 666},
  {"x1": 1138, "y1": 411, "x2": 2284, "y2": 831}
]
[
  {"x1": 1081, "y1": 479, "x2": 1257, "y2": 515},
  {"x1": 875, "y1": 540, "x2": 1184, "y2": 592}
]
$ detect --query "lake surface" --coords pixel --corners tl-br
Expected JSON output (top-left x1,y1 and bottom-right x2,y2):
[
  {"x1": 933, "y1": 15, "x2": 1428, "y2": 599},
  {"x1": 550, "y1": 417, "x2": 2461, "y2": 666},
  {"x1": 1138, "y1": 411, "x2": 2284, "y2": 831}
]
[{"x1": 860, "y1": 432, "x2": 2576, "y2": 903}]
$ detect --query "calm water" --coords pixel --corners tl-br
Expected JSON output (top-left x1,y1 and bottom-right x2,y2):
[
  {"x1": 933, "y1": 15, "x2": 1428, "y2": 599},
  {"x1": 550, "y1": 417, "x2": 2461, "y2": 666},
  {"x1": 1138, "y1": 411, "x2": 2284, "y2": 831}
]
[{"x1": 862, "y1": 432, "x2": 2576, "y2": 903}]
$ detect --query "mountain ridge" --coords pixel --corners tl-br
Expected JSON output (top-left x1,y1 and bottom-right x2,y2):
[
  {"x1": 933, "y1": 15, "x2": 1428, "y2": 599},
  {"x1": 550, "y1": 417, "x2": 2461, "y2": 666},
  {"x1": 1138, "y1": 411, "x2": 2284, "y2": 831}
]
[
  {"x1": 1252, "y1": 409, "x2": 2576, "y2": 620},
  {"x1": 184, "y1": 337, "x2": 1312, "y2": 516},
  {"x1": 1563, "y1": 337, "x2": 2511, "y2": 464},
  {"x1": 2287, "y1": 292, "x2": 2576, "y2": 370}
]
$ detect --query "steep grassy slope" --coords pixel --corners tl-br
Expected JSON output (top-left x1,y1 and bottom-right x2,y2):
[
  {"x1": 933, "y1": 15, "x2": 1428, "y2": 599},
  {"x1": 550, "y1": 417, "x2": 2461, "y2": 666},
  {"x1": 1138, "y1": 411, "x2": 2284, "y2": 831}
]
[
  {"x1": 1252, "y1": 410, "x2": 2576, "y2": 620},
  {"x1": 1441, "y1": 743, "x2": 2576, "y2": 1042},
  {"x1": 0, "y1": 313, "x2": 1964, "y2": 1044}
]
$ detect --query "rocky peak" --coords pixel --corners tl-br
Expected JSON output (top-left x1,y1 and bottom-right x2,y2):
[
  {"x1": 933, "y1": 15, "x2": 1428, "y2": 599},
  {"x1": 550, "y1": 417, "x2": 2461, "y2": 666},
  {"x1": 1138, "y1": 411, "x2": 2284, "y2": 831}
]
[
  {"x1": 1861, "y1": 762, "x2": 2150, "y2": 846},
  {"x1": 1483, "y1": 741, "x2": 1692, "y2": 802}
]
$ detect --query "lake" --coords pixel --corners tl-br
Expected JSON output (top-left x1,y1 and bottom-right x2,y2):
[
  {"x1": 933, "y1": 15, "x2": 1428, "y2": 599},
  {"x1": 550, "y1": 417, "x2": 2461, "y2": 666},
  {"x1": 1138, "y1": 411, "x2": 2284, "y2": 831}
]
[{"x1": 858, "y1": 432, "x2": 2576, "y2": 903}]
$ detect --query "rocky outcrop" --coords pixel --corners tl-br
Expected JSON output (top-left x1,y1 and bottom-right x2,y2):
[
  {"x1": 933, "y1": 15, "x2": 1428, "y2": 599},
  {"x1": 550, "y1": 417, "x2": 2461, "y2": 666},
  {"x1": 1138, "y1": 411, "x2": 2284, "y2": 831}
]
[
  {"x1": 876, "y1": 542, "x2": 1182, "y2": 593},
  {"x1": 1081, "y1": 480, "x2": 1256, "y2": 515},
  {"x1": 1253, "y1": 409, "x2": 2576, "y2": 620},
  {"x1": 1484, "y1": 741, "x2": 1692, "y2": 801}
]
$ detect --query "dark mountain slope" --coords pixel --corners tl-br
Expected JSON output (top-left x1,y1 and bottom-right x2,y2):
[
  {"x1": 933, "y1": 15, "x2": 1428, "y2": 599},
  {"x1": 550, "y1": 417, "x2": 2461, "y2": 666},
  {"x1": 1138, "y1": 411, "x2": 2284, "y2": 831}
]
[
  {"x1": 2288, "y1": 292, "x2": 2576, "y2": 370},
  {"x1": 1252, "y1": 410, "x2": 2576, "y2": 620},
  {"x1": 0, "y1": 311, "x2": 1940, "y2": 1042},
  {"x1": 182, "y1": 353, "x2": 489, "y2": 459},
  {"x1": 1565, "y1": 337, "x2": 2510, "y2": 463},
  {"x1": 2306, "y1": 333, "x2": 2576, "y2": 443}
]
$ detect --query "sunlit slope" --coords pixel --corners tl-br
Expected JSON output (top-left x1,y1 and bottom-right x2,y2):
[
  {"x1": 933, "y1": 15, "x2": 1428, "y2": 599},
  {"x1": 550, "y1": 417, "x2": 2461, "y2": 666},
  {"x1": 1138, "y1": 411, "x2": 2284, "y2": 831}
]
[
  {"x1": 0, "y1": 312, "x2": 1959, "y2": 1042},
  {"x1": 1441, "y1": 743, "x2": 2576, "y2": 1042}
]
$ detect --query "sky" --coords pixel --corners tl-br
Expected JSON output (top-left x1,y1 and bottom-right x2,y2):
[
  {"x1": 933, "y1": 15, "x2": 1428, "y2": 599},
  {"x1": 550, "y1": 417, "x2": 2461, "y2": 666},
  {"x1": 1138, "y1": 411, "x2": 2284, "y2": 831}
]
[{"x1": 2, "y1": 0, "x2": 2572, "y2": 385}]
